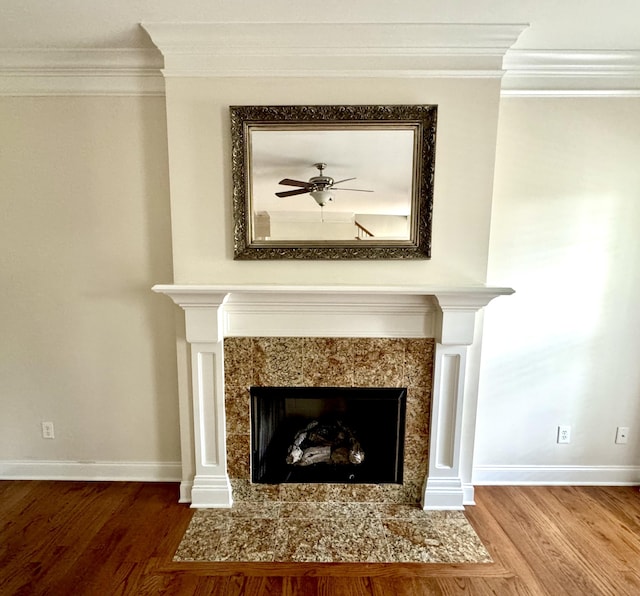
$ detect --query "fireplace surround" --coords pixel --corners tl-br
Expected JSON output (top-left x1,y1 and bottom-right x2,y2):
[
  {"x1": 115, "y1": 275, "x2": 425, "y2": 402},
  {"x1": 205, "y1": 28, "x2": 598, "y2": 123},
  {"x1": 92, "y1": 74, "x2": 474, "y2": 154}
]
[
  {"x1": 153, "y1": 284, "x2": 513, "y2": 510},
  {"x1": 224, "y1": 337, "x2": 427, "y2": 505}
]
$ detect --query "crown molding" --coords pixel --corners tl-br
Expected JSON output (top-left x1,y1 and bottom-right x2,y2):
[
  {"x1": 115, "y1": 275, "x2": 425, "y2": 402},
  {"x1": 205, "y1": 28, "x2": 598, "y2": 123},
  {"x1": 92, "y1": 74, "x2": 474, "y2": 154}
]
[
  {"x1": 501, "y1": 49, "x2": 640, "y2": 97},
  {"x1": 0, "y1": 49, "x2": 165, "y2": 96},
  {"x1": 141, "y1": 22, "x2": 528, "y2": 78},
  {"x1": 1, "y1": 43, "x2": 639, "y2": 97}
]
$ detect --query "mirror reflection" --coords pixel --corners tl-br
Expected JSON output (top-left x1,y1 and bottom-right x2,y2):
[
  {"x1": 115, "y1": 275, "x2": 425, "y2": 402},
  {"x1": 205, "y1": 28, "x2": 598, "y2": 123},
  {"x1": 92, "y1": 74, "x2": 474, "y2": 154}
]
[{"x1": 249, "y1": 127, "x2": 417, "y2": 243}]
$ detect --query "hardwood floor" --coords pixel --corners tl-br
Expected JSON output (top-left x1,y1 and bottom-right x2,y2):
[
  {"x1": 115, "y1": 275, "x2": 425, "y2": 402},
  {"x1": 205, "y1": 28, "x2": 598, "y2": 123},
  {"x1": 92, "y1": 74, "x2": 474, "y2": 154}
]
[{"x1": 1, "y1": 481, "x2": 639, "y2": 595}]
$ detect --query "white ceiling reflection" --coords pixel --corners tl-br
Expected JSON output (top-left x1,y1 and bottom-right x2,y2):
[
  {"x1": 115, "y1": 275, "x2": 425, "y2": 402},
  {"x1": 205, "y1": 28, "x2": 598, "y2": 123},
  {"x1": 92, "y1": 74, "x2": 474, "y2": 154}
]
[{"x1": 249, "y1": 128, "x2": 416, "y2": 216}]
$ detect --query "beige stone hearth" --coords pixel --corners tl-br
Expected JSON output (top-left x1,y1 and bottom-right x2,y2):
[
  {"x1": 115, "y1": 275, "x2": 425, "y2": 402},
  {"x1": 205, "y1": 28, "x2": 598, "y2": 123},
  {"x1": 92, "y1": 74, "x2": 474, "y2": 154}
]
[{"x1": 173, "y1": 501, "x2": 492, "y2": 563}]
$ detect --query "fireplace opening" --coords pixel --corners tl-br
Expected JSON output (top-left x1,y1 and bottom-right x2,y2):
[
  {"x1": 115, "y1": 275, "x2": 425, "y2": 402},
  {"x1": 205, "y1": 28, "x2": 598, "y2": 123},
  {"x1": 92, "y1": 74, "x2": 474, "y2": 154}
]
[{"x1": 250, "y1": 386, "x2": 406, "y2": 484}]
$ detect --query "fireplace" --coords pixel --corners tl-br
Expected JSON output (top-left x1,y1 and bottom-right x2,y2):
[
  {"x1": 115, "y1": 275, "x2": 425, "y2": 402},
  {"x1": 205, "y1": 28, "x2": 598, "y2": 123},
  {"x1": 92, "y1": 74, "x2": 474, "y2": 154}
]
[
  {"x1": 250, "y1": 386, "x2": 407, "y2": 485},
  {"x1": 153, "y1": 284, "x2": 514, "y2": 510}
]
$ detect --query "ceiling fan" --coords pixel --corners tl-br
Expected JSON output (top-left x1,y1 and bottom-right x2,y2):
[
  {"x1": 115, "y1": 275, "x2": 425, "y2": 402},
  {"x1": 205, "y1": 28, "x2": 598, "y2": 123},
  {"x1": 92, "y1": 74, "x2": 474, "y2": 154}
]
[{"x1": 275, "y1": 162, "x2": 373, "y2": 206}]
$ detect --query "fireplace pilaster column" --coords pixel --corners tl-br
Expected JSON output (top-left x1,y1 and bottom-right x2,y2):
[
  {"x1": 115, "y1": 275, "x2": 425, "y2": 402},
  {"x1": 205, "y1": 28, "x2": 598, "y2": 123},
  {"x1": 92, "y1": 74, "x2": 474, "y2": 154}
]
[
  {"x1": 182, "y1": 293, "x2": 232, "y2": 508},
  {"x1": 424, "y1": 343, "x2": 468, "y2": 509},
  {"x1": 423, "y1": 292, "x2": 491, "y2": 510}
]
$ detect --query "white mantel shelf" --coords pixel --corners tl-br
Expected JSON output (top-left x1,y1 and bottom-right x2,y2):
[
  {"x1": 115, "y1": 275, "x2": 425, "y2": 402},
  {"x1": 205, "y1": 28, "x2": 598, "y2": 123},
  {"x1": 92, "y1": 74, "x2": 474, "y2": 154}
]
[
  {"x1": 152, "y1": 284, "x2": 514, "y2": 311},
  {"x1": 153, "y1": 283, "x2": 513, "y2": 296},
  {"x1": 153, "y1": 283, "x2": 514, "y2": 510}
]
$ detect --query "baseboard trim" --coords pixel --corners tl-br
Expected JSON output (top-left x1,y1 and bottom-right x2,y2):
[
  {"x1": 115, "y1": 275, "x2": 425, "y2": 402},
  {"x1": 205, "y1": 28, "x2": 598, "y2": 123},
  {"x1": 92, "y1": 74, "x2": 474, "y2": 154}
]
[
  {"x1": 7, "y1": 461, "x2": 636, "y2": 488},
  {"x1": 462, "y1": 483, "x2": 476, "y2": 506},
  {"x1": 473, "y1": 464, "x2": 640, "y2": 486},
  {"x1": 0, "y1": 460, "x2": 182, "y2": 482}
]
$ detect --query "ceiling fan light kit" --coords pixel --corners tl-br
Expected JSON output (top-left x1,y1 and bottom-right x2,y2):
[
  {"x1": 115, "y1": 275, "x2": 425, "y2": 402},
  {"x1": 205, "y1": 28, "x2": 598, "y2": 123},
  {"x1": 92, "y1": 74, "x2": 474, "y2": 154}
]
[
  {"x1": 275, "y1": 162, "x2": 369, "y2": 206},
  {"x1": 309, "y1": 189, "x2": 333, "y2": 207}
]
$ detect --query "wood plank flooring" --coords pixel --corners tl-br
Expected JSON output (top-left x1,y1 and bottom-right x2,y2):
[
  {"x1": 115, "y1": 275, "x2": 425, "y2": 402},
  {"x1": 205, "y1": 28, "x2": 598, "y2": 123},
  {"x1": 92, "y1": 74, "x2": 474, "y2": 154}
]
[{"x1": 1, "y1": 481, "x2": 638, "y2": 595}]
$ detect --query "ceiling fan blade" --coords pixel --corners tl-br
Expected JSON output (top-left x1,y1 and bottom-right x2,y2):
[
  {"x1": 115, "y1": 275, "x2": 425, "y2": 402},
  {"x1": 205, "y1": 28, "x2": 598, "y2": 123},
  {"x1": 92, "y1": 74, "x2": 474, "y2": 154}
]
[
  {"x1": 278, "y1": 178, "x2": 312, "y2": 188},
  {"x1": 331, "y1": 188, "x2": 374, "y2": 193},
  {"x1": 275, "y1": 188, "x2": 312, "y2": 198},
  {"x1": 331, "y1": 177, "x2": 357, "y2": 186}
]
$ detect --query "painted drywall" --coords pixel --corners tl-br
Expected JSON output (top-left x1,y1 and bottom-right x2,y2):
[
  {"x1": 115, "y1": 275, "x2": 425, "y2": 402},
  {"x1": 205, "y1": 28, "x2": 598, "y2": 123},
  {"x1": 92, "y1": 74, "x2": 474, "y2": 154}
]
[
  {"x1": 163, "y1": 76, "x2": 502, "y2": 286},
  {"x1": 3, "y1": 91, "x2": 638, "y2": 485},
  {"x1": 475, "y1": 98, "x2": 640, "y2": 483},
  {"x1": 0, "y1": 96, "x2": 181, "y2": 474}
]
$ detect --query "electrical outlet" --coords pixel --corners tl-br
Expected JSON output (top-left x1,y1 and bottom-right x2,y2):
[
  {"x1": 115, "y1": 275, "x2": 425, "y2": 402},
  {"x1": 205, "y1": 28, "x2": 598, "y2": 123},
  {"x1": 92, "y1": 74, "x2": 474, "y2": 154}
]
[
  {"x1": 41, "y1": 421, "x2": 55, "y2": 439},
  {"x1": 557, "y1": 425, "x2": 571, "y2": 444},
  {"x1": 615, "y1": 426, "x2": 629, "y2": 444}
]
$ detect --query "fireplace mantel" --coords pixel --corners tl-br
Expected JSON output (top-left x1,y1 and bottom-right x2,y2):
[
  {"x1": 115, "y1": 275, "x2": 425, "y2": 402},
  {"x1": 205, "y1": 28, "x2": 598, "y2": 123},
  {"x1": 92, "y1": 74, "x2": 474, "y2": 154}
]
[
  {"x1": 153, "y1": 283, "x2": 513, "y2": 509},
  {"x1": 153, "y1": 283, "x2": 512, "y2": 303}
]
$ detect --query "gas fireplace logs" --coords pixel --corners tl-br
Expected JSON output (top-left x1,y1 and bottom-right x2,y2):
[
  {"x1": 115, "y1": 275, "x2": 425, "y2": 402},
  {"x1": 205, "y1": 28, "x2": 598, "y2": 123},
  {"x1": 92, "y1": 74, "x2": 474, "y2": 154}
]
[{"x1": 286, "y1": 420, "x2": 365, "y2": 467}]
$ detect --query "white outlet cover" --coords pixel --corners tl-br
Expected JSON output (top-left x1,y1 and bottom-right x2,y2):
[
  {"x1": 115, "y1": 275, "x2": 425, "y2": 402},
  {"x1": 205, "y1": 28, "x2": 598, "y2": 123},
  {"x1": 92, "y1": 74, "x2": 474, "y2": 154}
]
[
  {"x1": 615, "y1": 427, "x2": 629, "y2": 444},
  {"x1": 557, "y1": 425, "x2": 571, "y2": 444}
]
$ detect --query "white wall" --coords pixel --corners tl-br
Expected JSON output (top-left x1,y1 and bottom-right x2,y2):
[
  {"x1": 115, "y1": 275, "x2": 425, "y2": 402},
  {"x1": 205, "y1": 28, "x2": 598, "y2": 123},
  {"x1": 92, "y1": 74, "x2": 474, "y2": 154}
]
[
  {"x1": 3, "y1": 92, "x2": 638, "y2": 486},
  {"x1": 475, "y1": 98, "x2": 640, "y2": 484},
  {"x1": 0, "y1": 96, "x2": 181, "y2": 479},
  {"x1": 164, "y1": 77, "x2": 502, "y2": 286}
]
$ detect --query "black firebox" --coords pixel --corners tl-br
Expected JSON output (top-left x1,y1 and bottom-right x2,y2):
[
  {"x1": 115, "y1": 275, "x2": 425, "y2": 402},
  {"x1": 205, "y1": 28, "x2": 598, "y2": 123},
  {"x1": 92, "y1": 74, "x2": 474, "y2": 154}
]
[{"x1": 250, "y1": 386, "x2": 406, "y2": 484}]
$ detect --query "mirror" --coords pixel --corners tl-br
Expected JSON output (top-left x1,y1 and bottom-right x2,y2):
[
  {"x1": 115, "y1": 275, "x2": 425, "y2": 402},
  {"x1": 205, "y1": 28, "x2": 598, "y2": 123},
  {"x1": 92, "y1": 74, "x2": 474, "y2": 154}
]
[{"x1": 230, "y1": 105, "x2": 437, "y2": 259}]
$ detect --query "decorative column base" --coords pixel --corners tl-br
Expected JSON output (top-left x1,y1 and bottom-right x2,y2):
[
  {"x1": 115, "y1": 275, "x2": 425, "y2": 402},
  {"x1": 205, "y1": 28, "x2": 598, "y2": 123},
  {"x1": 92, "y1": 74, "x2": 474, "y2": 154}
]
[
  {"x1": 422, "y1": 477, "x2": 465, "y2": 510},
  {"x1": 190, "y1": 474, "x2": 233, "y2": 509},
  {"x1": 179, "y1": 481, "x2": 193, "y2": 504}
]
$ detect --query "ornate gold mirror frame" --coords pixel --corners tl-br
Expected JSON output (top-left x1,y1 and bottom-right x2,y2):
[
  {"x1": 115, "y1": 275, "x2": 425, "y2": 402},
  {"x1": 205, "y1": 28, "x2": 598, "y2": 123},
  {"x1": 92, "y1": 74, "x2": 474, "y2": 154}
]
[{"x1": 231, "y1": 105, "x2": 437, "y2": 260}]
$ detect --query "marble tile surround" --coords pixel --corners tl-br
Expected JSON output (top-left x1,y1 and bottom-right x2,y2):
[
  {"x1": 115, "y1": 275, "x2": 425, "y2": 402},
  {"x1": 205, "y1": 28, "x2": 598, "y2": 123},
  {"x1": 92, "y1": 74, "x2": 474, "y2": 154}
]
[{"x1": 224, "y1": 337, "x2": 434, "y2": 505}]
